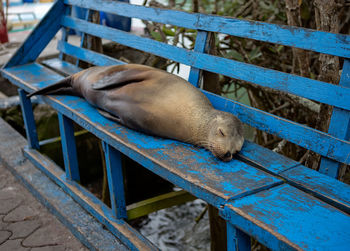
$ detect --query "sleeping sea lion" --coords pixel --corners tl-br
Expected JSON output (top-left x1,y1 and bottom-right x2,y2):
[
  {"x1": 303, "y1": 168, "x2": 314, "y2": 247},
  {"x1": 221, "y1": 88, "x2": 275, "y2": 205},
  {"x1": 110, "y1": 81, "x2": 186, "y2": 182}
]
[{"x1": 28, "y1": 64, "x2": 244, "y2": 161}]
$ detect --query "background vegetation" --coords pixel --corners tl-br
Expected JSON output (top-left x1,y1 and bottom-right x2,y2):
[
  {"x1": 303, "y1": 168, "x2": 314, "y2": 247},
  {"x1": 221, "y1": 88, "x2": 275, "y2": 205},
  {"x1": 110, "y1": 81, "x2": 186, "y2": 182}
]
[{"x1": 142, "y1": 0, "x2": 350, "y2": 181}]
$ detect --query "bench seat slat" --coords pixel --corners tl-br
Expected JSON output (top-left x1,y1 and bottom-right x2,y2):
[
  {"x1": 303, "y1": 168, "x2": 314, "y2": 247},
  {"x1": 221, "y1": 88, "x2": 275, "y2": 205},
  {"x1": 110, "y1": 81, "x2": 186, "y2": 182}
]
[
  {"x1": 2, "y1": 63, "x2": 284, "y2": 208},
  {"x1": 237, "y1": 141, "x2": 300, "y2": 174},
  {"x1": 64, "y1": 0, "x2": 350, "y2": 58},
  {"x1": 41, "y1": 58, "x2": 82, "y2": 76},
  {"x1": 280, "y1": 166, "x2": 350, "y2": 213},
  {"x1": 61, "y1": 16, "x2": 350, "y2": 112},
  {"x1": 6, "y1": 62, "x2": 349, "y2": 216},
  {"x1": 220, "y1": 184, "x2": 350, "y2": 251}
]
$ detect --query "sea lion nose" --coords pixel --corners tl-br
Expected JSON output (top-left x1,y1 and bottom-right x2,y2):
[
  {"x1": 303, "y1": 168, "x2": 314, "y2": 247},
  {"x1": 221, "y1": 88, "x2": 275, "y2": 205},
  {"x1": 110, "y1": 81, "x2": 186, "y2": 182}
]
[{"x1": 223, "y1": 151, "x2": 231, "y2": 159}]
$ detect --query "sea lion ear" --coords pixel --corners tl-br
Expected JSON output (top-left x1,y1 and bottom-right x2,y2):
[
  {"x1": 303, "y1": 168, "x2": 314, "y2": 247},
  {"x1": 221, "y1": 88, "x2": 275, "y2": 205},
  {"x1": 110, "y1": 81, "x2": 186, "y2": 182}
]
[{"x1": 218, "y1": 128, "x2": 225, "y2": 136}]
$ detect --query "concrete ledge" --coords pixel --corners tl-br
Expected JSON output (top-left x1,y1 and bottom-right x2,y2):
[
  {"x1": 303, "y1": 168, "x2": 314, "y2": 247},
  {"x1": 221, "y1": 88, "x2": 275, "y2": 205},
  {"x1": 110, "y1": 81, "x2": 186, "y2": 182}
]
[{"x1": 0, "y1": 117, "x2": 128, "y2": 251}]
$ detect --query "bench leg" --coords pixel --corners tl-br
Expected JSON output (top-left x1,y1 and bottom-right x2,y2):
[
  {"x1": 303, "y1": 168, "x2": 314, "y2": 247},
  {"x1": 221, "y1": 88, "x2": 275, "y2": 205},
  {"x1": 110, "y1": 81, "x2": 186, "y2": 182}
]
[
  {"x1": 102, "y1": 142, "x2": 127, "y2": 219},
  {"x1": 58, "y1": 113, "x2": 80, "y2": 182},
  {"x1": 18, "y1": 89, "x2": 39, "y2": 150},
  {"x1": 227, "y1": 222, "x2": 251, "y2": 251}
]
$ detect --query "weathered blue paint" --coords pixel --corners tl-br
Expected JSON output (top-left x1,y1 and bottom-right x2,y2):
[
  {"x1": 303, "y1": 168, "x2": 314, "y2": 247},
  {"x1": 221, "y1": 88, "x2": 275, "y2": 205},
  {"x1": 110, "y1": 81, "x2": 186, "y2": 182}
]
[
  {"x1": 23, "y1": 147, "x2": 158, "y2": 251},
  {"x1": 61, "y1": 16, "x2": 350, "y2": 111},
  {"x1": 237, "y1": 140, "x2": 300, "y2": 174},
  {"x1": 280, "y1": 165, "x2": 350, "y2": 213},
  {"x1": 204, "y1": 90, "x2": 350, "y2": 165},
  {"x1": 319, "y1": 59, "x2": 350, "y2": 178},
  {"x1": 18, "y1": 89, "x2": 40, "y2": 150},
  {"x1": 63, "y1": 0, "x2": 350, "y2": 58},
  {"x1": 4, "y1": 0, "x2": 66, "y2": 68},
  {"x1": 103, "y1": 142, "x2": 127, "y2": 219},
  {"x1": 58, "y1": 113, "x2": 80, "y2": 182},
  {"x1": 42, "y1": 58, "x2": 82, "y2": 76},
  {"x1": 2, "y1": 1, "x2": 350, "y2": 250},
  {"x1": 221, "y1": 184, "x2": 350, "y2": 251},
  {"x1": 0, "y1": 118, "x2": 129, "y2": 251},
  {"x1": 58, "y1": 41, "x2": 124, "y2": 66},
  {"x1": 188, "y1": 30, "x2": 208, "y2": 87},
  {"x1": 227, "y1": 223, "x2": 251, "y2": 251}
]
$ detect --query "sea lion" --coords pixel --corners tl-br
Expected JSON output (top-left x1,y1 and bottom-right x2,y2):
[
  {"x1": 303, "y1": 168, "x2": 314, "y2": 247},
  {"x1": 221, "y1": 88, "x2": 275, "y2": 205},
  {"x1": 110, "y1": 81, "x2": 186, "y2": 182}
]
[{"x1": 28, "y1": 64, "x2": 244, "y2": 161}]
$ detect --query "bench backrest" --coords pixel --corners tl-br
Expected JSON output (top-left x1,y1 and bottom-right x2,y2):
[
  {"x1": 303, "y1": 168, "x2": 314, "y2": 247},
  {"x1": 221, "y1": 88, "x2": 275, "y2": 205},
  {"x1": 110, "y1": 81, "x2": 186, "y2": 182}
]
[{"x1": 6, "y1": 0, "x2": 350, "y2": 179}]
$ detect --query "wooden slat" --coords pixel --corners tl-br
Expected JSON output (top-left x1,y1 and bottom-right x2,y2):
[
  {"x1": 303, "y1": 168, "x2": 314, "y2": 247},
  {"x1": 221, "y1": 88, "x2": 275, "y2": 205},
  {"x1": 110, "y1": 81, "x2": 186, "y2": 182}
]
[
  {"x1": 126, "y1": 190, "x2": 195, "y2": 220},
  {"x1": 204, "y1": 91, "x2": 350, "y2": 165},
  {"x1": 280, "y1": 165, "x2": 350, "y2": 213},
  {"x1": 18, "y1": 89, "x2": 40, "y2": 150},
  {"x1": 61, "y1": 16, "x2": 350, "y2": 111},
  {"x1": 2, "y1": 63, "x2": 283, "y2": 209},
  {"x1": 57, "y1": 41, "x2": 124, "y2": 66},
  {"x1": 58, "y1": 113, "x2": 80, "y2": 181},
  {"x1": 5, "y1": 0, "x2": 66, "y2": 68},
  {"x1": 103, "y1": 142, "x2": 127, "y2": 219},
  {"x1": 188, "y1": 30, "x2": 209, "y2": 87},
  {"x1": 3, "y1": 64, "x2": 350, "y2": 165},
  {"x1": 64, "y1": 0, "x2": 350, "y2": 58},
  {"x1": 220, "y1": 184, "x2": 350, "y2": 251},
  {"x1": 319, "y1": 59, "x2": 350, "y2": 178},
  {"x1": 227, "y1": 223, "x2": 251, "y2": 251},
  {"x1": 23, "y1": 147, "x2": 158, "y2": 251},
  {"x1": 0, "y1": 118, "x2": 129, "y2": 251},
  {"x1": 237, "y1": 140, "x2": 300, "y2": 174},
  {"x1": 41, "y1": 58, "x2": 82, "y2": 76}
]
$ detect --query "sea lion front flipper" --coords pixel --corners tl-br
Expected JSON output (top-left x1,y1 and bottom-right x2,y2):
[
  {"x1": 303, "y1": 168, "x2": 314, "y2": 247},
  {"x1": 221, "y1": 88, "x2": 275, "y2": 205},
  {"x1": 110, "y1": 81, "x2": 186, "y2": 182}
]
[
  {"x1": 97, "y1": 109, "x2": 122, "y2": 123},
  {"x1": 27, "y1": 77, "x2": 72, "y2": 98},
  {"x1": 92, "y1": 68, "x2": 145, "y2": 90}
]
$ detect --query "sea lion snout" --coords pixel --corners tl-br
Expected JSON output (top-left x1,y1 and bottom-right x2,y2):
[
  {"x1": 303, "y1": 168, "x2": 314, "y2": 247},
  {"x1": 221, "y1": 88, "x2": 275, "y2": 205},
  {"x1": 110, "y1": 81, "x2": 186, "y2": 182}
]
[{"x1": 207, "y1": 112, "x2": 244, "y2": 162}]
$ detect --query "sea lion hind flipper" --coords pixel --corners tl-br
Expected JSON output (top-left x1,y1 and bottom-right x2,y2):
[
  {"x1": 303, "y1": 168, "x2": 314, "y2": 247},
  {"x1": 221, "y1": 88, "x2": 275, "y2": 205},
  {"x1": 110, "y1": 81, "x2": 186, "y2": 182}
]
[
  {"x1": 97, "y1": 109, "x2": 122, "y2": 123},
  {"x1": 27, "y1": 77, "x2": 72, "y2": 98},
  {"x1": 92, "y1": 69, "x2": 145, "y2": 90}
]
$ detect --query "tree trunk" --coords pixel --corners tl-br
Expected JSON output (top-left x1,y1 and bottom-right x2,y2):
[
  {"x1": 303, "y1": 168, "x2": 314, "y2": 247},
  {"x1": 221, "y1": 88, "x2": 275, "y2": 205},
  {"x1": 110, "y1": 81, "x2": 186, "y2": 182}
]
[
  {"x1": 208, "y1": 206, "x2": 227, "y2": 251},
  {"x1": 285, "y1": 0, "x2": 311, "y2": 77},
  {"x1": 305, "y1": 0, "x2": 341, "y2": 170},
  {"x1": 79, "y1": 10, "x2": 103, "y2": 68}
]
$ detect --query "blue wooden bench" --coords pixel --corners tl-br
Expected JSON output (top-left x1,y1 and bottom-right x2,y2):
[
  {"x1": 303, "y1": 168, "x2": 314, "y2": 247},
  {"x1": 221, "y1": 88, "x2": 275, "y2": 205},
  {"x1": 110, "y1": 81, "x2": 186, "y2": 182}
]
[{"x1": 2, "y1": 0, "x2": 350, "y2": 250}]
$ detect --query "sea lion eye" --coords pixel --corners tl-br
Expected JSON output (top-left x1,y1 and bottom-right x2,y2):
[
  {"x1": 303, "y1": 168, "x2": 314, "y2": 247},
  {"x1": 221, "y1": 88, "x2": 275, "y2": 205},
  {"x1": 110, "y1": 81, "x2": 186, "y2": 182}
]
[{"x1": 219, "y1": 128, "x2": 225, "y2": 136}]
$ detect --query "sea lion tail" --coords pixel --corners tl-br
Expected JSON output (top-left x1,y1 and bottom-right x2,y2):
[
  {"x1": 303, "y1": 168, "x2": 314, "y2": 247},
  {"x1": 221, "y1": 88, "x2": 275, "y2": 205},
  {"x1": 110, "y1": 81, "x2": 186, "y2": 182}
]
[{"x1": 27, "y1": 77, "x2": 72, "y2": 98}]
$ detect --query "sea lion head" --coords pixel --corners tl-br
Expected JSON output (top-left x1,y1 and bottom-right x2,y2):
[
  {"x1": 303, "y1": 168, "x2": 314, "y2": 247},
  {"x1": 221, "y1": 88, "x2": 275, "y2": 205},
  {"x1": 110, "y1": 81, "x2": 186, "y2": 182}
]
[{"x1": 207, "y1": 111, "x2": 244, "y2": 162}]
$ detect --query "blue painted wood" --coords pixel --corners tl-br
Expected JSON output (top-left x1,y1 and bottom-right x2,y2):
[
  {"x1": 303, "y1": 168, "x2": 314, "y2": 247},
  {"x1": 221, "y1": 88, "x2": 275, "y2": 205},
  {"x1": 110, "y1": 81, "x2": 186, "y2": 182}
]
[
  {"x1": 59, "y1": 5, "x2": 71, "y2": 60},
  {"x1": 23, "y1": 147, "x2": 158, "y2": 251},
  {"x1": 102, "y1": 142, "x2": 127, "y2": 219},
  {"x1": 227, "y1": 223, "x2": 251, "y2": 251},
  {"x1": 61, "y1": 16, "x2": 350, "y2": 111},
  {"x1": 4, "y1": 0, "x2": 66, "y2": 68},
  {"x1": 280, "y1": 165, "x2": 350, "y2": 213},
  {"x1": 204, "y1": 91, "x2": 350, "y2": 165},
  {"x1": 220, "y1": 184, "x2": 350, "y2": 251},
  {"x1": 41, "y1": 58, "x2": 82, "y2": 76},
  {"x1": 58, "y1": 113, "x2": 80, "y2": 182},
  {"x1": 2, "y1": 63, "x2": 284, "y2": 208},
  {"x1": 3, "y1": 64, "x2": 350, "y2": 165},
  {"x1": 238, "y1": 140, "x2": 300, "y2": 174},
  {"x1": 64, "y1": 0, "x2": 350, "y2": 58},
  {"x1": 0, "y1": 118, "x2": 129, "y2": 251},
  {"x1": 18, "y1": 89, "x2": 40, "y2": 149},
  {"x1": 57, "y1": 41, "x2": 125, "y2": 66},
  {"x1": 188, "y1": 30, "x2": 208, "y2": 87},
  {"x1": 319, "y1": 59, "x2": 350, "y2": 178}
]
